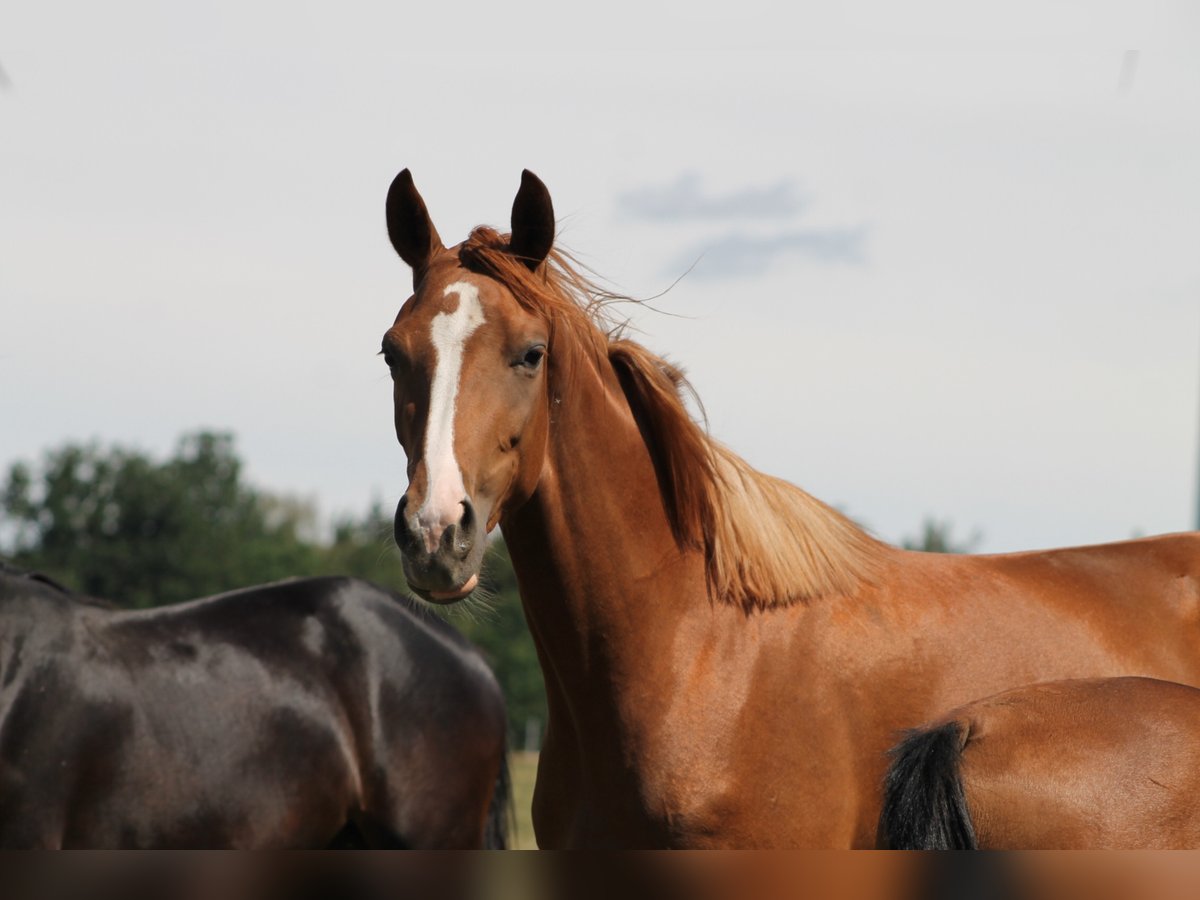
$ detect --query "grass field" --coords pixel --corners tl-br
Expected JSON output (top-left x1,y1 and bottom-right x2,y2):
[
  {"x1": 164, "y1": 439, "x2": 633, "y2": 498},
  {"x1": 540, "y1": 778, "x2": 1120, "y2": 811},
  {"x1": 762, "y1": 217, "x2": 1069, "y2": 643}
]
[{"x1": 509, "y1": 751, "x2": 538, "y2": 849}]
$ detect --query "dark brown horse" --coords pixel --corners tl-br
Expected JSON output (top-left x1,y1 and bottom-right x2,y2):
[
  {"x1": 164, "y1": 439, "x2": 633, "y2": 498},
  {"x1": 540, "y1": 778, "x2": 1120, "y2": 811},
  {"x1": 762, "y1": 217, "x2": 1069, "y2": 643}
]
[
  {"x1": 379, "y1": 168, "x2": 1200, "y2": 847},
  {"x1": 0, "y1": 563, "x2": 509, "y2": 848},
  {"x1": 878, "y1": 676, "x2": 1200, "y2": 849}
]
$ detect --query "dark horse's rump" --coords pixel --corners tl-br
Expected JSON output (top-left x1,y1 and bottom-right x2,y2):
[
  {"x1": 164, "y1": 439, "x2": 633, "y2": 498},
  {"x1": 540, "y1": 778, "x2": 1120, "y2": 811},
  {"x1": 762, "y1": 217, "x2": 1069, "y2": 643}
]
[{"x1": 0, "y1": 567, "x2": 509, "y2": 848}]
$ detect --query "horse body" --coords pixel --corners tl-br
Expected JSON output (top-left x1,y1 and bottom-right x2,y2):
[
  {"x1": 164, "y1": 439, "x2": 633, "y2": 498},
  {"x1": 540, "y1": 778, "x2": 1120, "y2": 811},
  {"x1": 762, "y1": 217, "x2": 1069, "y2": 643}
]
[
  {"x1": 879, "y1": 676, "x2": 1200, "y2": 849},
  {"x1": 0, "y1": 569, "x2": 508, "y2": 848},
  {"x1": 380, "y1": 169, "x2": 1200, "y2": 847},
  {"x1": 503, "y1": 335, "x2": 1200, "y2": 847}
]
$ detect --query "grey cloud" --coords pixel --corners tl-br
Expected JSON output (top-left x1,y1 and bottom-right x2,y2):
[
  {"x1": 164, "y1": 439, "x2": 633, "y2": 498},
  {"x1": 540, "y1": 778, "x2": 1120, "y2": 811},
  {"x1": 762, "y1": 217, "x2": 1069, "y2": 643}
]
[
  {"x1": 618, "y1": 173, "x2": 804, "y2": 222},
  {"x1": 672, "y1": 228, "x2": 866, "y2": 280}
]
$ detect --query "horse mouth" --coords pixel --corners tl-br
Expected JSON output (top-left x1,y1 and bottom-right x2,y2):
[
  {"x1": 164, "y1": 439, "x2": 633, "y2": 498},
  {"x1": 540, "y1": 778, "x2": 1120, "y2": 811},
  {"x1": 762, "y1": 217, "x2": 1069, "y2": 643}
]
[{"x1": 413, "y1": 573, "x2": 480, "y2": 604}]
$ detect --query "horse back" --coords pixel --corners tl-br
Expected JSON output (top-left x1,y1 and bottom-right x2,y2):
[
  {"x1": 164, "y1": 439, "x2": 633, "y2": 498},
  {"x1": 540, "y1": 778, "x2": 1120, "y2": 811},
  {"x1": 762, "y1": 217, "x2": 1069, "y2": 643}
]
[
  {"x1": 873, "y1": 533, "x2": 1200, "y2": 687},
  {"x1": 975, "y1": 531, "x2": 1200, "y2": 621}
]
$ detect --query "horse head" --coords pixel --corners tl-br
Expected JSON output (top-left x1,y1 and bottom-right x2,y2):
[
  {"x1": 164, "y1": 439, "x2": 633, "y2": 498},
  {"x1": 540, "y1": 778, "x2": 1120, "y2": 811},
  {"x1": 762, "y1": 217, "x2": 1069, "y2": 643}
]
[{"x1": 381, "y1": 169, "x2": 556, "y2": 602}]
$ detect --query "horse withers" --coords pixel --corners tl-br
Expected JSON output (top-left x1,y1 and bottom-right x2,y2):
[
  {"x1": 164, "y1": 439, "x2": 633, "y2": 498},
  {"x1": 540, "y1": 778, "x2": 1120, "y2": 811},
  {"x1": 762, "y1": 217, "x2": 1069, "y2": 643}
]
[
  {"x1": 878, "y1": 676, "x2": 1200, "y2": 849},
  {"x1": 0, "y1": 563, "x2": 509, "y2": 848}
]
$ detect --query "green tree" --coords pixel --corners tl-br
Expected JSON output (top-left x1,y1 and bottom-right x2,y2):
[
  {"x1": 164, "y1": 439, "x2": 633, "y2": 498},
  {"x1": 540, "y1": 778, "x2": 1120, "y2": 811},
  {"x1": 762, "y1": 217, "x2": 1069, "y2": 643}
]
[
  {"x1": 1, "y1": 431, "x2": 318, "y2": 605},
  {"x1": 314, "y1": 500, "x2": 410, "y2": 592},
  {"x1": 902, "y1": 517, "x2": 981, "y2": 554}
]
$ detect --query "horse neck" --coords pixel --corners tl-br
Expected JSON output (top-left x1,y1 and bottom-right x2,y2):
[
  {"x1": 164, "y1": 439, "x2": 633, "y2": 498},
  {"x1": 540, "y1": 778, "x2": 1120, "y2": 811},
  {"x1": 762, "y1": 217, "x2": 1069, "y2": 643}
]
[{"x1": 501, "y1": 337, "x2": 709, "y2": 712}]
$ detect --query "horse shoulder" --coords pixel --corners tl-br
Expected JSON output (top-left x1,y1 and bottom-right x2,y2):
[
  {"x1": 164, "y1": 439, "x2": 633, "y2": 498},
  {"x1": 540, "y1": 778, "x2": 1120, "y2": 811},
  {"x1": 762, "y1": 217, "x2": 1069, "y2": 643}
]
[{"x1": 607, "y1": 602, "x2": 863, "y2": 847}]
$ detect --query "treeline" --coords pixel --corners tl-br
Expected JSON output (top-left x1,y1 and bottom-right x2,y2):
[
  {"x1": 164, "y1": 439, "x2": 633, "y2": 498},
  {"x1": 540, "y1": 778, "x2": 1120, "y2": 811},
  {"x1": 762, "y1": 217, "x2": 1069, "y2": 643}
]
[{"x1": 0, "y1": 430, "x2": 547, "y2": 747}]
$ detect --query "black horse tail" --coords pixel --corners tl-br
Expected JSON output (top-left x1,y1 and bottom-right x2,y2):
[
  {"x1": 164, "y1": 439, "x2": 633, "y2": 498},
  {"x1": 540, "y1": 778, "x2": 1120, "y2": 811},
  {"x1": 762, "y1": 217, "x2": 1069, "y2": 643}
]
[
  {"x1": 483, "y1": 749, "x2": 514, "y2": 849},
  {"x1": 877, "y1": 720, "x2": 978, "y2": 849}
]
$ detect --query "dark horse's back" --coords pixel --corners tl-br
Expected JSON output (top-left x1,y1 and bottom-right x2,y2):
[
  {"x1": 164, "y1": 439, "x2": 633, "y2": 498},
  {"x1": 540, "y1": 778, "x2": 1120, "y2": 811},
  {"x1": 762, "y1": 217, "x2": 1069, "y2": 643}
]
[{"x1": 0, "y1": 569, "x2": 509, "y2": 848}]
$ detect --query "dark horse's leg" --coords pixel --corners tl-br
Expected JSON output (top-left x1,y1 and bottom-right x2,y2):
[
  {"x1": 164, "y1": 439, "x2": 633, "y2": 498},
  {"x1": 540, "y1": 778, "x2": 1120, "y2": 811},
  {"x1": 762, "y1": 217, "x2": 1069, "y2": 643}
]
[{"x1": 483, "y1": 752, "x2": 513, "y2": 850}]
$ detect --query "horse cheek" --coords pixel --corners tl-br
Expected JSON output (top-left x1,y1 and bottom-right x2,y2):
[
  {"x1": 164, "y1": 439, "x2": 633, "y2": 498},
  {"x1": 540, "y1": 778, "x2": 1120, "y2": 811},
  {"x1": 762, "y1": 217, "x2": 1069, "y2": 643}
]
[{"x1": 501, "y1": 400, "x2": 550, "y2": 524}]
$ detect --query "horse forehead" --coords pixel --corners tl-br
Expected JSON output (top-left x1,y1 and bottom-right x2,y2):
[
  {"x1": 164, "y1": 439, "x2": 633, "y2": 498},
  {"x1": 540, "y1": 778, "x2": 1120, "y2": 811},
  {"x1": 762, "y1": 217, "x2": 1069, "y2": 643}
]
[
  {"x1": 421, "y1": 269, "x2": 513, "y2": 320},
  {"x1": 392, "y1": 274, "x2": 484, "y2": 339}
]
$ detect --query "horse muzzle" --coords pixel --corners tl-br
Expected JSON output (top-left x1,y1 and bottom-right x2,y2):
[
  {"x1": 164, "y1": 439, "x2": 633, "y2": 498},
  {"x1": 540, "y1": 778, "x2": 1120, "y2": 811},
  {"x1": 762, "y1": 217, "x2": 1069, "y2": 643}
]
[{"x1": 394, "y1": 494, "x2": 486, "y2": 603}]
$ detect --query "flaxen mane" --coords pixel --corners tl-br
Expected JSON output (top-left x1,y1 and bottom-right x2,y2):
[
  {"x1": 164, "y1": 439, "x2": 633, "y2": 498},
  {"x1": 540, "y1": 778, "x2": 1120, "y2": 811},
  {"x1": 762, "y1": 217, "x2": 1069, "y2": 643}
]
[{"x1": 459, "y1": 227, "x2": 884, "y2": 611}]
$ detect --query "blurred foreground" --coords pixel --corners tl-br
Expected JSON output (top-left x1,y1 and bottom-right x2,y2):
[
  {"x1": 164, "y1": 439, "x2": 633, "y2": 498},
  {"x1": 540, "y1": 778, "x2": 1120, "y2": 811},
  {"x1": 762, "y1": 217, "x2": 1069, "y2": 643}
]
[{"x1": 4, "y1": 852, "x2": 1200, "y2": 900}]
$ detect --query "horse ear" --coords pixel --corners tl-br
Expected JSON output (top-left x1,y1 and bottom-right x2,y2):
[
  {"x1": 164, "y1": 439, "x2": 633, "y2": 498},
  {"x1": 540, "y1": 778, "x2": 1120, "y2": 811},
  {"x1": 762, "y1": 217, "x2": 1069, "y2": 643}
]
[
  {"x1": 509, "y1": 169, "x2": 555, "y2": 270},
  {"x1": 386, "y1": 169, "x2": 445, "y2": 283}
]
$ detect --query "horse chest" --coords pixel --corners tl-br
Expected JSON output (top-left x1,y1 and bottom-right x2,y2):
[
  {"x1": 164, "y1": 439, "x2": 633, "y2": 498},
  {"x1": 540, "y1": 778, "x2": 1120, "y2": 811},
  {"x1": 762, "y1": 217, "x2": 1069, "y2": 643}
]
[{"x1": 540, "y1": 641, "x2": 859, "y2": 847}]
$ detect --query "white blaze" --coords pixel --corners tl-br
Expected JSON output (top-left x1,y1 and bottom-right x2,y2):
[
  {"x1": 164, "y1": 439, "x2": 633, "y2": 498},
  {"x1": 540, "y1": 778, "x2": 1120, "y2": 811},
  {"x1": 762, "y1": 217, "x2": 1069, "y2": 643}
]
[{"x1": 417, "y1": 281, "x2": 486, "y2": 549}]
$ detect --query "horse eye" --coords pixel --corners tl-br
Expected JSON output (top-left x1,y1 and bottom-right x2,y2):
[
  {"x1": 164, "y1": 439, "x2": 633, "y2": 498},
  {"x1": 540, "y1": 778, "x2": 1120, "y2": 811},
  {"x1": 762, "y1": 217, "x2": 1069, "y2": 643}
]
[
  {"x1": 381, "y1": 344, "x2": 407, "y2": 371},
  {"x1": 520, "y1": 346, "x2": 546, "y2": 369}
]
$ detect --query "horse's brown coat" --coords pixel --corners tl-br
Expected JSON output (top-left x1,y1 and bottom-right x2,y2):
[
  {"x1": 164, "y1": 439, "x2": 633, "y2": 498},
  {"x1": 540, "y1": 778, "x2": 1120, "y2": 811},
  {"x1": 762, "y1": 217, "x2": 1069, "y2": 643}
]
[
  {"x1": 925, "y1": 677, "x2": 1200, "y2": 848},
  {"x1": 381, "y1": 169, "x2": 1200, "y2": 847}
]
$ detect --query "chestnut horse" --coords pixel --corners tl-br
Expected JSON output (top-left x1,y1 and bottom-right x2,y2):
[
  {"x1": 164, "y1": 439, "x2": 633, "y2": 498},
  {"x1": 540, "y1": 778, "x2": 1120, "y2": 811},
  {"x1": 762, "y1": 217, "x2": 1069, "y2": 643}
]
[
  {"x1": 379, "y1": 168, "x2": 1200, "y2": 848},
  {"x1": 878, "y1": 676, "x2": 1200, "y2": 849},
  {"x1": 0, "y1": 563, "x2": 509, "y2": 848}
]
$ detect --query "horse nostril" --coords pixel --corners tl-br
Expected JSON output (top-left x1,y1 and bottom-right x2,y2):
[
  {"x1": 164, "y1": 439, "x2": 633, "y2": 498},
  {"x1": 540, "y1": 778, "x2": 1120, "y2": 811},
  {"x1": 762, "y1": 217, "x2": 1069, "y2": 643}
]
[
  {"x1": 439, "y1": 499, "x2": 475, "y2": 560},
  {"x1": 393, "y1": 495, "x2": 419, "y2": 554}
]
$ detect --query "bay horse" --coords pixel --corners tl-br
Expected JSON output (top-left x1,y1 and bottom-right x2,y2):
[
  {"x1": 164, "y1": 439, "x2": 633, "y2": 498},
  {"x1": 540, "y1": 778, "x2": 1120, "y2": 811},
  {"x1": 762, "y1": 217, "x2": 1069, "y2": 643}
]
[
  {"x1": 0, "y1": 562, "x2": 509, "y2": 848},
  {"x1": 878, "y1": 676, "x2": 1200, "y2": 849},
  {"x1": 379, "y1": 168, "x2": 1200, "y2": 847}
]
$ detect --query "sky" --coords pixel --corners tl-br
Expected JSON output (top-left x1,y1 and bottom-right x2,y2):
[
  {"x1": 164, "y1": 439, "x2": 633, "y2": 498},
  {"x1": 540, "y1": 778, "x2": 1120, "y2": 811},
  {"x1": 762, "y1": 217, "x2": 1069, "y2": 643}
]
[{"x1": 2, "y1": 1, "x2": 1198, "y2": 552}]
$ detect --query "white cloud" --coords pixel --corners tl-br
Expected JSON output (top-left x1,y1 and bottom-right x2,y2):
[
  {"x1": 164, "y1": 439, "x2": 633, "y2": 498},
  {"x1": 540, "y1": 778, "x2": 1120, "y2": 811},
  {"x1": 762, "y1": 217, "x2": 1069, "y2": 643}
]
[
  {"x1": 670, "y1": 228, "x2": 866, "y2": 279},
  {"x1": 617, "y1": 173, "x2": 805, "y2": 221}
]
